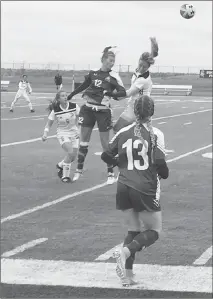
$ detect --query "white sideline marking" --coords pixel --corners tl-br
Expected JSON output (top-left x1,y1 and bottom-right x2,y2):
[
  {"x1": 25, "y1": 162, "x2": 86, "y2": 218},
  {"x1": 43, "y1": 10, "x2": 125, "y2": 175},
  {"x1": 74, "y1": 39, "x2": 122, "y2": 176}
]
[
  {"x1": 2, "y1": 114, "x2": 47, "y2": 121},
  {"x1": 182, "y1": 106, "x2": 187, "y2": 109},
  {"x1": 183, "y1": 122, "x2": 192, "y2": 125},
  {"x1": 1, "y1": 238, "x2": 48, "y2": 258},
  {"x1": 1, "y1": 135, "x2": 56, "y2": 148},
  {"x1": 1, "y1": 103, "x2": 48, "y2": 110},
  {"x1": 1, "y1": 109, "x2": 212, "y2": 148},
  {"x1": 1, "y1": 258, "x2": 211, "y2": 292},
  {"x1": 1, "y1": 144, "x2": 212, "y2": 224},
  {"x1": 158, "y1": 122, "x2": 167, "y2": 124},
  {"x1": 32, "y1": 118, "x2": 44, "y2": 121},
  {"x1": 95, "y1": 243, "x2": 122, "y2": 261},
  {"x1": 193, "y1": 246, "x2": 213, "y2": 265},
  {"x1": 202, "y1": 152, "x2": 212, "y2": 159}
]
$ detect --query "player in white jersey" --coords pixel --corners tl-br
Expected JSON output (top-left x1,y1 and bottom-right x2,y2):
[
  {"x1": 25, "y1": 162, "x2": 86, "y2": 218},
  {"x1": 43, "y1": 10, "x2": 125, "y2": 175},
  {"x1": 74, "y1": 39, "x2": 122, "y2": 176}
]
[
  {"x1": 42, "y1": 90, "x2": 80, "y2": 183},
  {"x1": 10, "y1": 75, "x2": 35, "y2": 113},
  {"x1": 113, "y1": 37, "x2": 159, "y2": 133}
]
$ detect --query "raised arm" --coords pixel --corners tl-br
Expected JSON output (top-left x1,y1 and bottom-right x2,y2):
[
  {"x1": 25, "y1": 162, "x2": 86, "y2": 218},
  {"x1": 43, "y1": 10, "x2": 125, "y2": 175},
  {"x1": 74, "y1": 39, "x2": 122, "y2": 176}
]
[{"x1": 67, "y1": 73, "x2": 92, "y2": 100}]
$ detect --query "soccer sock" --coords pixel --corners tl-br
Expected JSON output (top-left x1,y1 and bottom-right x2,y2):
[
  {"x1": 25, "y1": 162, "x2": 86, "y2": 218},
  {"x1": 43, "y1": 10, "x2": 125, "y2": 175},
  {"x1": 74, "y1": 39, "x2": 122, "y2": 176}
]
[
  {"x1": 10, "y1": 100, "x2": 16, "y2": 109},
  {"x1": 123, "y1": 231, "x2": 140, "y2": 270},
  {"x1": 126, "y1": 230, "x2": 159, "y2": 256},
  {"x1": 58, "y1": 159, "x2": 64, "y2": 168},
  {"x1": 107, "y1": 165, "x2": 114, "y2": 174},
  {"x1": 62, "y1": 163, "x2": 71, "y2": 178},
  {"x1": 28, "y1": 102, "x2": 33, "y2": 110},
  {"x1": 77, "y1": 145, "x2": 88, "y2": 171}
]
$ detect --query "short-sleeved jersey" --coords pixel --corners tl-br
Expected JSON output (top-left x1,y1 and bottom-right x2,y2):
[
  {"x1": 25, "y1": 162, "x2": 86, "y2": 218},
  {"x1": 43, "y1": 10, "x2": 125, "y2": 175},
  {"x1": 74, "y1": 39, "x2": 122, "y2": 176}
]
[
  {"x1": 83, "y1": 69, "x2": 125, "y2": 106},
  {"x1": 18, "y1": 80, "x2": 32, "y2": 93},
  {"x1": 108, "y1": 122, "x2": 166, "y2": 196},
  {"x1": 48, "y1": 102, "x2": 80, "y2": 136}
]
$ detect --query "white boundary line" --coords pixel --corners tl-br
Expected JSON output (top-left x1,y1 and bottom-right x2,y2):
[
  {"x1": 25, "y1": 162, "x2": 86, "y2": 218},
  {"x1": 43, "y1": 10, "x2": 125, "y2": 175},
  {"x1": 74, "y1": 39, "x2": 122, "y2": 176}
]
[
  {"x1": 193, "y1": 246, "x2": 213, "y2": 265},
  {"x1": 1, "y1": 258, "x2": 211, "y2": 292},
  {"x1": 1, "y1": 238, "x2": 48, "y2": 258},
  {"x1": 1, "y1": 144, "x2": 212, "y2": 224},
  {"x1": 1, "y1": 109, "x2": 212, "y2": 148}
]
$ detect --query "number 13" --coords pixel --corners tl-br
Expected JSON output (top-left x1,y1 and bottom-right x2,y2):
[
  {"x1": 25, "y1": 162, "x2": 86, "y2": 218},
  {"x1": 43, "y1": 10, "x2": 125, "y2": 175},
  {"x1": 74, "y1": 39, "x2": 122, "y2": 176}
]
[{"x1": 122, "y1": 138, "x2": 149, "y2": 170}]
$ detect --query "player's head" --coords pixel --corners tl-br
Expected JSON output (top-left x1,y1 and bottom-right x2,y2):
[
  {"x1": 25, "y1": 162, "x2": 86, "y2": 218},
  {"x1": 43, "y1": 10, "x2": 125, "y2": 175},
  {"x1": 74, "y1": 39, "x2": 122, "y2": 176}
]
[
  {"x1": 47, "y1": 90, "x2": 67, "y2": 113},
  {"x1": 134, "y1": 95, "x2": 156, "y2": 163},
  {"x1": 138, "y1": 37, "x2": 159, "y2": 74},
  {"x1": 101, "y1": 46, "x2": 116, "y2": 70},
  {"x1": 22, "y1": 75, "x2": 27, "y2": 81}
]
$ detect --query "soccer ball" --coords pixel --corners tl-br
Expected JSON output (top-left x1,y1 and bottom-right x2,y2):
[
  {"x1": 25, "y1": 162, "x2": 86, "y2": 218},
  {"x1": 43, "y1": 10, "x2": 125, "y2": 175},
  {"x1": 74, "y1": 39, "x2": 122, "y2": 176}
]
[{"x1": 180, "y1": 4, "x2": 196, "y2": 19}]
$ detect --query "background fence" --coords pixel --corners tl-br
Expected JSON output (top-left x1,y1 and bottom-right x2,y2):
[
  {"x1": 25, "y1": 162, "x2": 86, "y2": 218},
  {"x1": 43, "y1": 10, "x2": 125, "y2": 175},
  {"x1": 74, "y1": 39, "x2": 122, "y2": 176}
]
[{"x1": 1, "y1": 62, "x2": 211, "y2": 75}]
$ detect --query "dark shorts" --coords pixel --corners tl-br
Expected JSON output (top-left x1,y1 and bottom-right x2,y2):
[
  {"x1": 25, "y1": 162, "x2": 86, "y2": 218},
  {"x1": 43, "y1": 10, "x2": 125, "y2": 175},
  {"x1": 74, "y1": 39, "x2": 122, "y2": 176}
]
[
  {"x1": 116, "y1": 182, "x2": 161, "y2": 212},
  {"x1": 78, "y1": 104, "x2": 112, "y2": 132}
]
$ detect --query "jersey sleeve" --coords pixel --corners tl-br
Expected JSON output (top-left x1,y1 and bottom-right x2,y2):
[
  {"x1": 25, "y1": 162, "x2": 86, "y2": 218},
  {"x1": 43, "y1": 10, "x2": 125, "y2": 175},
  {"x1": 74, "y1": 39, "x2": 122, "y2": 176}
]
[
  {"x1": 75, "y1": 104, "x2": 80, "y2": 116},
  {"x1": 48, "y1": 110, "x2": 55, "y2": 121},
  {"x1": 107, "y1": 132, "x2": 119, "y2": 156}
]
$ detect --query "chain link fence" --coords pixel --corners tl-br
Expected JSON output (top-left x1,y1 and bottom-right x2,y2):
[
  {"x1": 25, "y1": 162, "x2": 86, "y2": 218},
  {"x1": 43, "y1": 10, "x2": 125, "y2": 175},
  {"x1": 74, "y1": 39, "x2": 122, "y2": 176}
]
[{"x1": 1, "y1": 62, "x2": 211, "y2": 75}]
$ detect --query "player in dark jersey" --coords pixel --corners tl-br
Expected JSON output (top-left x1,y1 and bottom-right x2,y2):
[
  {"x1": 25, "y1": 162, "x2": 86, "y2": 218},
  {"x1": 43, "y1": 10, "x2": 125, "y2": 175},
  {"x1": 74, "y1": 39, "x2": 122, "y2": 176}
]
[
  {"x1": 101, "y1": 95, "x2": 169, "y2": 286},
  {"x1": 67, "y1": 46, "x2": 126, "y2": 184}
]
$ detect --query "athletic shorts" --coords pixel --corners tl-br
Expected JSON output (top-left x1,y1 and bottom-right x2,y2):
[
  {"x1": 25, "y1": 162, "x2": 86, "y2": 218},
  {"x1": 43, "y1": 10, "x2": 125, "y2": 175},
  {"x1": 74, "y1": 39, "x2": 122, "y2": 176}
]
[
  {"x1": 116, "y1": 181, "x2": 161, "y2": 212},
  {"x1": 78, "y1": 104, "x2": 112, "y2": 132},
  {"x1": 57, "y1": 134, "x2": 79, "y2": 147}
]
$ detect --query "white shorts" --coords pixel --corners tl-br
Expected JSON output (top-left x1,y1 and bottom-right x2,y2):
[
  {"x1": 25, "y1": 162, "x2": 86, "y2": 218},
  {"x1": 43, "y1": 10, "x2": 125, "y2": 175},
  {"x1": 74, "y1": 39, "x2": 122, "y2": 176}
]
[
  {"x1": 16, "y1": 90, "x2": 30, "y2": 100},
  {"x1": 57, "y1": 134, "x2": 79, "y2": 147}
]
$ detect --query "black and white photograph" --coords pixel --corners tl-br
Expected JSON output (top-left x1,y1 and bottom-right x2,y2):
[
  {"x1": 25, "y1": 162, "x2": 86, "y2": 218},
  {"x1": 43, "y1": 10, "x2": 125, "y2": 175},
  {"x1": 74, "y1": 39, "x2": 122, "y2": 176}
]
[{"x1": 1, "y1": 1, "x2": 212, "y2": 298}]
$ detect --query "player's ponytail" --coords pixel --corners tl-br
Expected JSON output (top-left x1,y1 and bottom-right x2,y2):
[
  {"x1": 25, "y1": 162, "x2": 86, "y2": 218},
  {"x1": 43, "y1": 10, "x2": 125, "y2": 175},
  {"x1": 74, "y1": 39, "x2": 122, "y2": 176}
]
[
  {"x1": 46, "y1": 91, "x2": 61, "y2": 115},
  {"x1": 134, "y1": 95, "x2": 156, "y2": 163},
  {"x1": 140, "y1": 37, "x2": 159, "y2": 67}
]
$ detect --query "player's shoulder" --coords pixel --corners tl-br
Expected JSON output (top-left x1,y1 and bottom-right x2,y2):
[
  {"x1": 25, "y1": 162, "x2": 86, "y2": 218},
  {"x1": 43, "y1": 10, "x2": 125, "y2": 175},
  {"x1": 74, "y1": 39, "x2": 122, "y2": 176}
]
[
  {"x1": 110, "y1": 70, "x2": 124, "y2": 86},
  {"x1": 110, "y1": 123, "x2": 135, "y2": 143}
]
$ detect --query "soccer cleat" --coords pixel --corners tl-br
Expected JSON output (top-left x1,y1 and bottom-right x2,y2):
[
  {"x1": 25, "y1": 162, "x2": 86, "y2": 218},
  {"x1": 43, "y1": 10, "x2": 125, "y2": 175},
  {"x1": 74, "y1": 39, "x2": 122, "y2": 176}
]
[
  {"x1": 61, "y1": 177, "x2": 71, "y2": 183},
  {"x1": 30, "y1": 109, "x2": 35, "y2": 113},
  {"x1": 107, "y1": 173, "x2": 115, "y2": 185},
  {"x1": 56, "y1": 164, "x2": 63, "y2": 179},
  {"x1": 9, "y1": 109, "x2": 13, "y2": 112},
  {"x1": 72, "y1": 170, "x2": 82, "y2": 182}
]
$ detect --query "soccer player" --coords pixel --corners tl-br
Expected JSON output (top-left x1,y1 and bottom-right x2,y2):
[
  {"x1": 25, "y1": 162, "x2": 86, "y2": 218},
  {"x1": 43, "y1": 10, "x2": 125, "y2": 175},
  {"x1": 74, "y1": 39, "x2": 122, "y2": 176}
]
[
  {"x1": 67, "y1": 46, "x2": 126, "y2": 184},
  {"x1": 42, "y1": 90, "x2": 80, "y2": 183},
  {"x1": 10, "y1": 75, "x2": 35, "y2": 113},
  {"x1": 101, "y1": 95, "x2": 169, "y2": 286},
  {"x1": 113, "y1": 37, "x2": 159, "y2": 133},
  {"x1": 54, "y1": 71, "x2": 63, "y2": 91}
]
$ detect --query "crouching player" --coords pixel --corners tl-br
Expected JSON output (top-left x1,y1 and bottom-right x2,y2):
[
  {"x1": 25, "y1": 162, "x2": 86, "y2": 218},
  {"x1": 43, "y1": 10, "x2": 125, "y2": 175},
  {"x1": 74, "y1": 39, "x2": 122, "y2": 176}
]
[
  {"x1": 10, "y1": 74, "x2": 35, "y2": 113},
  {"x1": 42, "y1": 90, "x2": 80, "y2": 183},
  {"x1": 101, "y1": 95, "x2": 169, "y2": 286}
]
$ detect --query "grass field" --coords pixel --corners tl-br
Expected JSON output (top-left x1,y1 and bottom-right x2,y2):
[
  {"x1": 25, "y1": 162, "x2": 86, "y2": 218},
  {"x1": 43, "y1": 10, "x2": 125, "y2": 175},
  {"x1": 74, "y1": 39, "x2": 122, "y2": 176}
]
[{"x1": 1, "y1": 83, "x2": 212, "y2": 298}]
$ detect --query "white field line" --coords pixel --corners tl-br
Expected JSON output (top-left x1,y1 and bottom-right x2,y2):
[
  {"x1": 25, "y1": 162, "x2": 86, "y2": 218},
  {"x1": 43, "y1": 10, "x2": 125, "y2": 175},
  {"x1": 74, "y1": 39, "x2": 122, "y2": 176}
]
[
  {"x1": 193, "y1": 246, "x2": 213, "y2": 265},
  {"x1": 1, "y1": 109, "x2": 212, "y2": 148},
  {"x1": 95, "y1": 144, "x2": 212, "y2": 262},
  {"x1": 158, "y1": 122, "x2": 167, "y2": 124},
  {"x1": 31, "y1": 117, "x2": 45, "y2": 121},
  {"x1": 1, "y1": 238, "x2": 48, "y2": 258},
  {"x1": 1, "y1": 135, "x2": 56, "y2": 147},
  {"x1": 183, "y1": 122, "x2": 192, "y2": 125},
  {"x1": 1, "y1": 258, "x2": 212, "y2": 292},
  {"x1": 1, "y1": 103, "x2": 48, "y2": 109},
  {"x1": 2, "y1": 114, "x2": 47, "y2": 121},
  {"x1": 1, "y1": 144, "x2": 212, "y2": 224}
]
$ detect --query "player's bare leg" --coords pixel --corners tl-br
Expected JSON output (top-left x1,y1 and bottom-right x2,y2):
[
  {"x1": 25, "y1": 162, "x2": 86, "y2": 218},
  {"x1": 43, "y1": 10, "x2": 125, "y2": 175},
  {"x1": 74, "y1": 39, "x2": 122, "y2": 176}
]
[
  {"x1": 99, "y1": 131, "x2": 115, "y2": 184},
  {"x1": 10, "y1": 94, "x2": 20, "y2": 112},
  {"x1": 24, "y1": 94, "x2": 35, "y2": 112},
  {"x1": 73, "y1": 126, "x2": 93, "y2": 181}
]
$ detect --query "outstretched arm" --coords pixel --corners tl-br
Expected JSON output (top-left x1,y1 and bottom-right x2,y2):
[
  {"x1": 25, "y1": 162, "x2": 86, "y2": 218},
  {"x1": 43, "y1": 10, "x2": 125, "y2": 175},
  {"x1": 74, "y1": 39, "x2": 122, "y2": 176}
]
[{"x1": 67, "y1": 74, "x2": 91, "y2": 100}]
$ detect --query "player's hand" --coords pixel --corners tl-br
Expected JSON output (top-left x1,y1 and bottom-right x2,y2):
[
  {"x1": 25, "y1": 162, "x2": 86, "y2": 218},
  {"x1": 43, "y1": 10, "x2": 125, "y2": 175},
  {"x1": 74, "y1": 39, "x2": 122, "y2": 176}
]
[{"x1": 41, "y1": 134, "x2": 48, "y2": 142}]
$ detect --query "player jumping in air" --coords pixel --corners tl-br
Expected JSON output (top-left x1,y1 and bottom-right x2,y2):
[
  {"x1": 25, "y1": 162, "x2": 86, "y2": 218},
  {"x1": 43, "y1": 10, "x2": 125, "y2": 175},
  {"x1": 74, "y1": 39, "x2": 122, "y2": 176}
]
[
  {"x1": 67, "y1": 46, "x2": 126, "y2": 184},
  {"x1": 42, "y1": 90, "x2": 80, "y2": 183},
  {"x1": 10, "y1": 75, "x2": 35, "y2": 113},
  {"x1": 113, "y1": 37, "x2": 159, "y2": 133},
  {"x1": 101, "y1": 95, "x2": 169, "y2": 286}
]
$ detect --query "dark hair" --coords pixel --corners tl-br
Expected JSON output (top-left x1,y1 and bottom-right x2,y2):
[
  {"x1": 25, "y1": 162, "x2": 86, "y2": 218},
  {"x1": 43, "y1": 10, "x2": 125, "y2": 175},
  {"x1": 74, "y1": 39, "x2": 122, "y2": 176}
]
[
  {"x1": 140, "y1": 37, "x2": 159, "y2": 67},
  {"x1": 47, "y1": 91, "x2": 63, "y2": 115},
  {"x1": 101, "y1": 46, "x2": 116, "y2": 62},
  {"x1": 134, "y1": 95, "x2": 156, "y2": 163}
]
